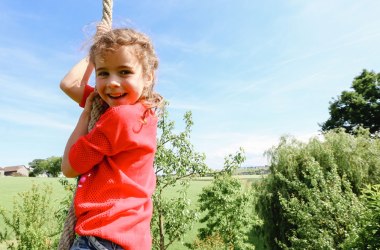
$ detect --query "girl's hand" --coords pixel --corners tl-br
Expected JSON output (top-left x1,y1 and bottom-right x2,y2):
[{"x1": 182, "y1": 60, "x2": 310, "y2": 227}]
[
  {"x1": 78, "y1": 90, "x2": 99, "y2": 129},
  {"x1": 60, "y1": 57, "x2": 94, "y2": 104},
  {"x1": 83, "y1": 90, "x2": 99, "y2": 115}
]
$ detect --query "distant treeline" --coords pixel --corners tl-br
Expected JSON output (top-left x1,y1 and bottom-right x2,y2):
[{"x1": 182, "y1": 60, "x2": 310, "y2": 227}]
[{"x1": 234, "y1": 166, "x2": 270, "y2": 175}]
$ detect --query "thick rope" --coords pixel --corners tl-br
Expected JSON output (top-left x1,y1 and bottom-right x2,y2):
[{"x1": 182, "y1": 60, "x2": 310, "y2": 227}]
[
  {"x1": 58, "y1": 1, "x2": 112, "y2": 249},
  {"x1": 88, "y1": 97, "x2": 109, "y2": 130},
  {"x1": 102, "y1": 0, "x2": 113, "y2": 27},
  {"x1": 57, "y1": 200, "x2": 76, "y2": 250}
]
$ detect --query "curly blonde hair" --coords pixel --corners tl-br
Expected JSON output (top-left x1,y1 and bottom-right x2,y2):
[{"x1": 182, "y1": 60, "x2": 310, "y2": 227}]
[{"x1": 89, "y1": 28, "x2": 163, "y2": 109}]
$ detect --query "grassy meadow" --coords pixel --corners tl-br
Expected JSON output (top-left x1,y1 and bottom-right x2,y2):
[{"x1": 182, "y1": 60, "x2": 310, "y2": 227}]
[{"x1": 0, "y1": 175, "x2": 265, "y2": 249}]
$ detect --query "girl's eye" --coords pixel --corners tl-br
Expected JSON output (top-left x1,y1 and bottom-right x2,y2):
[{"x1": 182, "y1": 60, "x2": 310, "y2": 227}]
[
  {"x1": 120, "y1": 70, "x2": 132, "y2": 75},
  {"x1": 97, "y1": 71, "x2": 109, "y2": 77}
]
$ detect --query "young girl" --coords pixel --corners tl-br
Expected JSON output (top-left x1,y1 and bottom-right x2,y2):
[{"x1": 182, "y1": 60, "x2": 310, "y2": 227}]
[{"x1": 60, "y1": 28, "x2": 162, "y2": 250}]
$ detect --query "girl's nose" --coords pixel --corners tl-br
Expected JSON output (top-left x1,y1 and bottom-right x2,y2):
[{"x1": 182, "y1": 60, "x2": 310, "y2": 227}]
[{"x1": 108, "y1": 78, "x2": 121, "y2": 88}]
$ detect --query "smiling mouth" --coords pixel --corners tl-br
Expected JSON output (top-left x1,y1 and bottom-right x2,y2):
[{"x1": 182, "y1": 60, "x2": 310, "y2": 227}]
[{"x1": 108, "y1": 93, "x2": 127, "y2": 99}]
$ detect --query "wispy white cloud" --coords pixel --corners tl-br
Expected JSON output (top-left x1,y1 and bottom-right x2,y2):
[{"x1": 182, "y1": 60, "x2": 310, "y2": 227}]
[
  {"x1": 156, "y1": 34, "x2": 216, "y2": 55},
  {"x1": 0, "y1": 106, "x2": 73, "y2": 131},
  {"x1": 0, "y1": 75, "x2": 68, "y2": 107},
  {"x1": 195, "y1": 130, "x2": 321, "y2": 168},
  {"x1": 0, "y1": 47, "x2": 44, "y2": 68},
  {"x1": 158, "y1": 61, "x2": 187, "y2": 79},
  {"x1": 0, "y1": 88, "x2": 76, "y2": 131},
  {"x1": 2, "y1": 0, "x2": 380, "y2": 169},
  {"x1": 0, "y1": 3, "x2": 42, "y2": 26},
  {"x1": 167, "y1": 100, "x2": 214, "y2": 112}
]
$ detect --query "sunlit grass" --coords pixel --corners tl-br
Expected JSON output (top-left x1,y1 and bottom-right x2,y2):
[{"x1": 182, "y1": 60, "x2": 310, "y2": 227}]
[{"x1": 0, "y1": 175, "x2": 265, "y2": 249}]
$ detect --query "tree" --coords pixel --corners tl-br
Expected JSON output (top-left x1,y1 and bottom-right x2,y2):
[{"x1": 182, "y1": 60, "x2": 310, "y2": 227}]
[
  {"x1": 29, "y1": 156, "x2": 62, "y2": 177},
  {"x1": 152, "y1": 106, "x2": 209, "y2": 250},
  {"x1": 323, "y1": 127, "x2": 380, "y2": 194},
  {"x1": 255, "y1": 131, "x2": 375, "y2": 249},
  {"x1": 320, "y1": 69, "x2": 380, "y2": 134},
  {"x1": 28, "y1": 159, "x2": 45, "y2": 177},
  {"x1": 194, "y1": 148, "x2": 256, "y2": 250},
  {"x1": 343, "y1": 184, "x2": 380, "y2": 249}
]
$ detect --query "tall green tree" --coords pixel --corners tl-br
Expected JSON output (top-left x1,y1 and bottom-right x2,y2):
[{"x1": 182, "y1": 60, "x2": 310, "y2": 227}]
[
  {"x1": 152, "y1": 106, "x2": 209, "y2": 250},
  {"x1": 28, "y1": 159, "x2": 46, "y2": 177},
  {"x1": 320, "y1": 69, "x2": 380, "y2": 134},
  {"x1": 255, "y1": 130, "x2": 379, "y2": 249},
  {"x1": 28, "y1": 156, "x2": 62, "y2": 177},
  {"x1": 194, "y1": 149, "x2": 256, "y2": 250}
]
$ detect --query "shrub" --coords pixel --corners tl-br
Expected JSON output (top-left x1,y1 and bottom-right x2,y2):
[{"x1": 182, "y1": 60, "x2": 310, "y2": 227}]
[
  {"x1": 255, "y1": 130, "x2": 375, "y2": 249},
  {"x1": 55, "y1": 178, "x2": 76, "y2": 228},
  {"x1": 0, "y1": 183, "x2": 61, "y2": 249},
  {"x1": 190, "y1": 233, "x2": 229, "y2": 250}
]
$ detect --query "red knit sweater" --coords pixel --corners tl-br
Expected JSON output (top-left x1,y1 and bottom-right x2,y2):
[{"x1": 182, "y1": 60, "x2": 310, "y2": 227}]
[{"x1": 70, "y1": 86, "x2": 157, "y2": 249}]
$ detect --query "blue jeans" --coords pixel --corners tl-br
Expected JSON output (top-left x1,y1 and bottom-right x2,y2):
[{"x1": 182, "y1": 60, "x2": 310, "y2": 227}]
[{"x1": 70, "y1": 236, "x2": 123, "y2": 250}]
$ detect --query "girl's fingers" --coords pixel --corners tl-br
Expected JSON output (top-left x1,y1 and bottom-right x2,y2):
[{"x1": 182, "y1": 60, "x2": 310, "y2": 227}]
[{"x1": 84, "y1": 91, "x2": 99, "y2": 112}]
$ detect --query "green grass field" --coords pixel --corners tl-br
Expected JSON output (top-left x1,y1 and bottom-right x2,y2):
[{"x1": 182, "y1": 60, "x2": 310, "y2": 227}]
[{"x1": 0, "y1": 175, "x2": 265, "y2": 249}]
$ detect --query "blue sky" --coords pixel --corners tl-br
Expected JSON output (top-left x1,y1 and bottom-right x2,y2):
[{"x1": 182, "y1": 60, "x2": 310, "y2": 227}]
[{"x1": 1, "y1": 0, "x2": 380, "y2": 169}]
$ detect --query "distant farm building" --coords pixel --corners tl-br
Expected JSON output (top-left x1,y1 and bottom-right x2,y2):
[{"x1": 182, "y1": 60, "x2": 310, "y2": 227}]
[{"x1": 0, "y1": 165, "x2": 29, "y2": 177}]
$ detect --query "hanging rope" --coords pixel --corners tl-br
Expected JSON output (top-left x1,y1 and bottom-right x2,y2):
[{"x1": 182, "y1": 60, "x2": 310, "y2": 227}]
[
  {"x1": 58, "y1": 1, "x2": 112, "y2": 249},
  {"x1": 102, "y1": 0, "x2": 113, "y2": 27}
]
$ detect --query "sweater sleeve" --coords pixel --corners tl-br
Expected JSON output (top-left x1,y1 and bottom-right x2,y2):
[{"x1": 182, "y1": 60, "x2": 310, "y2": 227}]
[
  {"x1": 79, "y1": 85, "x2": 95, "y2": 108},
  {"x1": 68, "y1": 105, "x2": 152, "y2": 174}
]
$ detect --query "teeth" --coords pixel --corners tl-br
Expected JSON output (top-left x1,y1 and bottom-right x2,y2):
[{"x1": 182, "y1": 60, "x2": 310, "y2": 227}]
[{"x1": 109, "y1": 93, "x2": 125, "y2": 98}]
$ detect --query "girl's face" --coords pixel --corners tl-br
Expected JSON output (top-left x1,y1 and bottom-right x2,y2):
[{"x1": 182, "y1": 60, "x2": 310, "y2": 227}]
[{"x1": 94, "y1": 46, "x2": 152, "y2": 107}]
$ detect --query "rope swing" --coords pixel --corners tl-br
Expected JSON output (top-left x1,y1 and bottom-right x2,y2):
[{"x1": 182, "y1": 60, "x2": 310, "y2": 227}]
[{"x1": 58, "y1": 1, "x2": 113, "y2": 249}]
